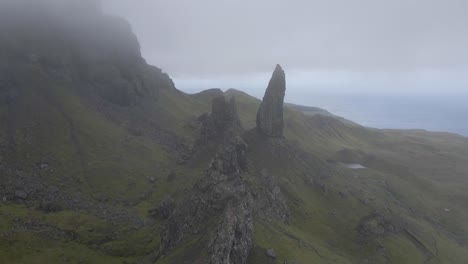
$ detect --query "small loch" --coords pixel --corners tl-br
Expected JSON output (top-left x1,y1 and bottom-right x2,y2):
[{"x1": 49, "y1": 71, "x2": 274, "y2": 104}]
[{"x1": 339, "y1": 163, "x2": 366, "y2": 169}]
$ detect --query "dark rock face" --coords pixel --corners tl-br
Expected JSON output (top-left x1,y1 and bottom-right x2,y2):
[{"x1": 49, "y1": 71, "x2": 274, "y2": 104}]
[
  {"x1": 208, "y1": 199, "x2": 253, "y2": 264},
  {"x1": 256, "y1": 64, "x2": 286, "y2": 137},
  {"x1": 208, "y1": 136, "x2": 248, "y2": 175},
  {"x1": 0, "y1": 0, "x2": 175, "y2": 107},
  {"x1": 159, "y1": 137, "x2": 253, "y2": 264},
  {"x1": 159, "y1": 133, "x2": 291, "y2": 263},
  {"x1": 254, "y1": 169, "x2": 290, "y2": 224},
  {"x1": 199, "y1": 96, "x2": 243, "y2": 142}
]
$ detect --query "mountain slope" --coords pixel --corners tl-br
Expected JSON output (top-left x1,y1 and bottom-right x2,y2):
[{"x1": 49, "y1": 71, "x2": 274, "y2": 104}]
[
  {"x1": 1, "y1": 1, "x2": 468, "y2": 264},
  {"x1": 224, "y1": 89, "x2": 468, "y2": 264}
]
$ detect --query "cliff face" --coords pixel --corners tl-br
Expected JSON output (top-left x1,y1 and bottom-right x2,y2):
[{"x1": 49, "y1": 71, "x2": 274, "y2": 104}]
[
  {"x1": 159, "y1": 136, "x2": 253, "y2": 264},
  {"x1": 256, "y1": 64, "x2": 286, "y2": 137},
  {"x1": 0, "y1": 0, "x2": 174, "y2": 106}
]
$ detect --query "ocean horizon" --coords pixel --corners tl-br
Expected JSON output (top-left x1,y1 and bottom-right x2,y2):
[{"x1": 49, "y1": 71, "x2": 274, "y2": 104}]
[{"x1": 292, "y1": 93, "x2": 468, "y2": 137}]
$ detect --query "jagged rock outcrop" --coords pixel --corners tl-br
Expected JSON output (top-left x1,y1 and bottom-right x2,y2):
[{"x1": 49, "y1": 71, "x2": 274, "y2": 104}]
[
  {"x1": 212, "y1": 96, "x2": 242, "y2": 132},
  {"x1": 159, "y1": 136, "x2": 291, "y2": 263},
  {"x1": 159, "y1": 136, "x2": 253, "y2": 264},
  {"x1": 256, "y1": 64, "x2": 286, "y2": 137},
  {"x1": 253, "y1": 169, "x2": 290, "y2": 224},
  {"x1": 199, "y1": 95, "x2": 243, "y2": 142}
]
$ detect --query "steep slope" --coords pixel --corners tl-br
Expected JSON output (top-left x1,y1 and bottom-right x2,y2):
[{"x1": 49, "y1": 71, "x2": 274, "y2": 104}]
[
  {"x1": 0, "y1": 2, "x2": 207, "y2": 263},
  {"x1": 225, "y1": 89, "x2": 468, "y2": 264},
  {"x1": 1, "y1": 1, "x2": 468, "y2": 264}
]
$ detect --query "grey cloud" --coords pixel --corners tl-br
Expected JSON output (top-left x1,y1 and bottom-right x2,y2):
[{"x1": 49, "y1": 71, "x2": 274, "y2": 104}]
[
  {"x1": 3, "y1": 0, "x2": 465, "y2": 95},
  {"x1": 103, "y1": 0, "x2": 468, "y2": 78}
]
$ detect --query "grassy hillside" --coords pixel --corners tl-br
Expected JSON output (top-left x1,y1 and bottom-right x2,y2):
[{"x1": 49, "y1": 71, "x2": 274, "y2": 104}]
[
  {"x1": 0, "y1": 79, "x2": 468, "y2": 263},
  {"x1": 2, "y1": 74, "x2": 468, "y2": 263},
  {"x1": 225, "y1": 89, "x2": 468, "y2": 264},
  {"x1": 2, "y1": 3, "x2": 468, "y2": 263}
]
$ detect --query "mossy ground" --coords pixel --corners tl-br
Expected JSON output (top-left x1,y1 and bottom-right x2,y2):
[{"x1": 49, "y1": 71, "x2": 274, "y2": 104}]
[{"x1": 1, "y1": 84, "x2": 468, "y2": 263}]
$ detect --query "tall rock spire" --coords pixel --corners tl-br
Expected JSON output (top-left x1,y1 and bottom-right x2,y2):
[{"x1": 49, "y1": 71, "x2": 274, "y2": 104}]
[{"x1": 256, "y1": 64, "x2": 286, "y2": 137}]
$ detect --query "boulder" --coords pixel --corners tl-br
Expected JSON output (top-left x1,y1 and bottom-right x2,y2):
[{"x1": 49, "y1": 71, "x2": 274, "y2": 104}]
[
  {"x1": 38, "y1": 162, "x2": 49, "y2": 170},
  {"x1": 147, "y1": 176, "x2": 156, "y2": 183},
  {"x1": 14, "y1": 190, "x2": 28, "y2": 200},
  {"x1": 256, "y1": 64, "x2": 286, "y2": 137},
  {"x1": 266, "y1": 248, "x2": 277, "y2": 259}
]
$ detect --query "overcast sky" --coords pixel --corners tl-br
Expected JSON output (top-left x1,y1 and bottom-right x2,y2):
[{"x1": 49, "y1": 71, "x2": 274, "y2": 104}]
[{"x1": 102, "y1": 0, "x2": 468, "y2": 96}]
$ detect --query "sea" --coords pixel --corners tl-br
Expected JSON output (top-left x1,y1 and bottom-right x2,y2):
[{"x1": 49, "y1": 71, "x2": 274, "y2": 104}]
[{"x1": 293, "y1": 94, "x2": 468, "y2": 137}]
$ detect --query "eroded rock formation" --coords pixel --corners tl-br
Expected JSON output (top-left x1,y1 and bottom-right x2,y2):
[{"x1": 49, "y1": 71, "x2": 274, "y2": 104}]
[
  {"x1": 256, "y1": 64, "x2": 286, "y2": 137},
  {"x1": 159, "y1": 136, "x2": 253, "y2": 264},
  {"x1": 159, "y1": 96, "x2": 290, "y2": 263},
  {"x1": 199, "y1": 95, "x2": 243, "y2": 142}
]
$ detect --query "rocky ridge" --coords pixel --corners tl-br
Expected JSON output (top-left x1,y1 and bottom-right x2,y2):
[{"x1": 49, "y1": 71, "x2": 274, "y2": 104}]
[
  {"x1": 158, "y1": 135, "x2": 253, "y2": 263},
  {"x1": 158, "y1": 87, "x2": 290, "y2": 263}
]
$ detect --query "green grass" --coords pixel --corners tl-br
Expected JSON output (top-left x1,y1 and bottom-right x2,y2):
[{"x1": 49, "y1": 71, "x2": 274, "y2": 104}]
[{"x1": 2, "y1": 72, "x2": 468, "y2": 263}]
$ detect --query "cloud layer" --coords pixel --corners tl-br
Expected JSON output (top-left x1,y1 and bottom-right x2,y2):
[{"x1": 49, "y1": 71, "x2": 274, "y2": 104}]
[{"x1": 103, "y1": 0, "x2": 468, "y2": 94}]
